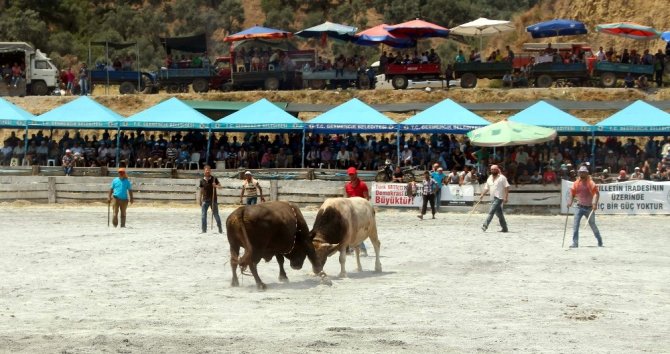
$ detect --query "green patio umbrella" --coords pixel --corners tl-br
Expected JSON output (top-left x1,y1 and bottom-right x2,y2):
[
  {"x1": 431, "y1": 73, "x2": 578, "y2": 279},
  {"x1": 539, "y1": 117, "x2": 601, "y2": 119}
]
[{"x1": 466, "y1": 120, "x2": 557, "y2": 147}]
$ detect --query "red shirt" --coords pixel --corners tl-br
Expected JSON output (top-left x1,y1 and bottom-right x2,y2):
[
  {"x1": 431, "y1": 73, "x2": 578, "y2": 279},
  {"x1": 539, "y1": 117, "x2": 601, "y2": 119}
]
[{"x1": 345, "y1": 179, "x2": 368, "y2": 198}]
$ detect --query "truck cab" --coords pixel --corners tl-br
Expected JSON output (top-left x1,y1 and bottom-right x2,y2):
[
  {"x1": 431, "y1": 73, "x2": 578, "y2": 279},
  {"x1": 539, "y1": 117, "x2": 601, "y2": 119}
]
[{"x1": 0, "y1": 42, "x2": 59, "y2": 96}]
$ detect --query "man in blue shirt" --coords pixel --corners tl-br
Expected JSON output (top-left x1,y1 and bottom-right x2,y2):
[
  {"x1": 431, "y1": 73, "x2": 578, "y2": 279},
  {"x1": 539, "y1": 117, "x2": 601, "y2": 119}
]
[
  {"x1": 431, "y1": 165, "x2": 446, "y2": 212},
  {"x1": 107, "y1": 168, "x2": 134, "y2": 228}
]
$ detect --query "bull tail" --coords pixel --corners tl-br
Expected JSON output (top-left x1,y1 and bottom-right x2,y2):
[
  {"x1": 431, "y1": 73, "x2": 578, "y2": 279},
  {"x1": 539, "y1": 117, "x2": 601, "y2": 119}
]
[{"x1": 230, "y1": 207, "x2": 254, "y2": 270}]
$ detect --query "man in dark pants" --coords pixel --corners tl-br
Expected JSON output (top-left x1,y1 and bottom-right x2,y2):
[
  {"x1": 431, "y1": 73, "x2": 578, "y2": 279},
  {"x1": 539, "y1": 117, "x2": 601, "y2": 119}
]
[
  {"x1": 199, "y1": 165, "x2": 222, "y2": 233},
  {"x1": 418, "y1": 170, "x2": 438, "y2": 220},
  {"x1": 108, "y1": 168, "x2": 133, "y2": 228},
  {"x1": 479, "y1": 165, "x2": 509, "y2": 232}
]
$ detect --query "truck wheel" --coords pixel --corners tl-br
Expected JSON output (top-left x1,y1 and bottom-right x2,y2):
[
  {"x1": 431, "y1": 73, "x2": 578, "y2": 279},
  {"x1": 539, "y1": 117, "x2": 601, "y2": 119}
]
[
  {"x1": 358, "y1": 75, "x2": 370, "y2": 89},
  {"x1": 536, "y1": 75, "x2": 553, "y2": 88},
  {"x1": 221, "y1": 82, "x2": 233, "y2": 92},
  {"x1": 140, "y1": 75, "x2": 153, "y2": 94},
  {"x1": 309, "y1": 79, "x2": 326, "y2": 90},
  {"x1": 30, "y1": 80, "x2": 48, "y2": 96},
  {"x1": 391, "y1": 75, "x2": 408, "y2": 89},
  {"x1": 264, "y1": 77, "x2": 280, "y2": 90},
  {"x1": 192, "y1": 78, "x2": 209, "y2": 93},
  {"x1": 119, "y1": 81, "x2": 137, "y2": 94},
  {"x1": 460, "y1": 73, "x2": 477, "y2": 88},
  {"x1": 600, "y1": 72, "x2": 617, "y2": 88}
]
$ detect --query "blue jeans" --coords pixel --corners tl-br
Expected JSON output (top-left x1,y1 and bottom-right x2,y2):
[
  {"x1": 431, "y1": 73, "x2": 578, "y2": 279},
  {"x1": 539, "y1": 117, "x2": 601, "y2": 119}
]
[
  {"x1": 63, "y1": 166, "x2": 73, "y2": 176},
  {"x1": 201, "y1": 200, "x2": 222, "y2": 232},
  {"x1": 484, "y1": 197, "x2": 508, "y2": 230},
  {"x1": 79, "y1": 78, "x2": 89, "y2": 95},
  {"x1": 572, "y1": 205, "x2": 602, "y2": 246},
  {"x1": 246, "y1": 197, "x2": 258, "y2": 205},
  {"x1": 434, "y1": 188, "x2": 442, "y2": 211}
]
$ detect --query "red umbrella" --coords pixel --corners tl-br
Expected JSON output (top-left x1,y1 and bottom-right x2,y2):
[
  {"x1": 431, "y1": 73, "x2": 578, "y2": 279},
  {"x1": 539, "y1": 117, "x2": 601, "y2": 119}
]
[
  {"x1": 384, "y1": 19, "x2": 450, "y2": 39},
  {"x1": 224, "y1": 25, "x2": 293, "y2": 42},
  {"x1": 355, "y1": 24, "x2": 416, "y2": 48},
  {"x1": 594, "y1": 22, "x2": 660, "y2": 40}
]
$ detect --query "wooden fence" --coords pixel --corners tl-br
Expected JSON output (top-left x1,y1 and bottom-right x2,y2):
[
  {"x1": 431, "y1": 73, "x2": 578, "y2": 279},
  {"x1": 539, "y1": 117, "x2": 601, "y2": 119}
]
[{"x1": 0, "y1": 174, "x2": 562, "y2": 210}]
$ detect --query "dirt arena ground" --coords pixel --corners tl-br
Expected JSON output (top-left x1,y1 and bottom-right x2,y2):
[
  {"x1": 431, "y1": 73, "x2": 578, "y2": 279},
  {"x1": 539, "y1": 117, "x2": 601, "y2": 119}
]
[{"x1": 0, "y1": 204, "x2": 668, "y2": 353}]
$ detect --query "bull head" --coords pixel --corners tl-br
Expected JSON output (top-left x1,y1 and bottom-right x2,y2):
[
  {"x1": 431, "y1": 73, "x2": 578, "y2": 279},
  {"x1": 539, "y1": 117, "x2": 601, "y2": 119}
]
[{"x1": 312, "y1": 241, "x2": 340, "y2": 266}]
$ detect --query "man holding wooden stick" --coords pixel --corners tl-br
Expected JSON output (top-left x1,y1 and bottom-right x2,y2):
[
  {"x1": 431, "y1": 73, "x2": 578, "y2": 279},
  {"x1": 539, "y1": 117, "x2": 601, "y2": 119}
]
[
  {"x1": 567, "y1": 165, "x2": 603, "y2": 248},
  {"x1": 108, "y1": 168, "x2": 133, "y2": 228},
  {"x1": 199, "y1": 165, "x2": 222, "y2": 234}
]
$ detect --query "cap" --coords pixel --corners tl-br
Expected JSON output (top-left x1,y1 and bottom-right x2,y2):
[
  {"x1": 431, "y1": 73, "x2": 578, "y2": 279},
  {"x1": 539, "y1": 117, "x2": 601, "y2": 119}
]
[
  {"x1": 347, "y1": 167, "x2": 357, "y2": 175},
  {"x1": 635, "y1": 167, "x2": 640, "y2": 170},
  {"x1": 602, "y1": 169, "x2": 608, "y2": 173},
  {"x1": 404, "y1": 145, "x2": 409, "y2": 148},
  {"x1": 244, "y1": 171, "x2": 252, "y2": 175},
  {"x1": 437, "y1": 167, "x2": 443, "y2": 171},
  {"x1": 65, "y1": 149, "x2": 71, "y2": 153},
  {"x1": 118, "y1": 168, "x2": 126, "y2": 174},
  {"x1": 578, "y1": 166, "x2": 589, "y2": 173}
]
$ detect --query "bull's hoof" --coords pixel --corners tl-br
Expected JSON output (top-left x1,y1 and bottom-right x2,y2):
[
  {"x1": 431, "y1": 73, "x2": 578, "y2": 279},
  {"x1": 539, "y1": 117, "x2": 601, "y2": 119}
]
[
  {"x1": 279, "y1": 275, "x2": 289, "y2": 283},
  {"x1": 375, "y1": 265, "x2": 382, "y2": 273},
  {"x1": 231, "y1": 279, "x2": 239, "y2": 287},
  {"x1": 257, "y1": 283, "x2": 267, "y2": 291},
  {"x1": 338, "y1": 272, "x2": 347, "y2": 278},
  {"x1": 319, "y1": 274, "x2": 333, "y2": 286}
]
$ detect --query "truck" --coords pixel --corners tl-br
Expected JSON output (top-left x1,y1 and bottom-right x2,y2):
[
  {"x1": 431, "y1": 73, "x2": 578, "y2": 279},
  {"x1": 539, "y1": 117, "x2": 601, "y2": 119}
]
[
  {"x1": 88, "y1": 69, "x2": 158, "y2": 94},
  {"x1": 0, "y1": 42, "x2": 59, "y2": 96},
  {"x1": 593, "y1": 61, "x2": 655, "y2": 87},
  {"x1": 155, "y1": 67, "x2": 213, "y2": 93},
  {"x1": 211, "y1": 50, "x2": 315, "y2": 91},
  {"x1": 384, "y1": 62, "x2": 443, "y2": 89},
  {"x1": 454, "y1": 61, "x2": 512, "y2": 88}
]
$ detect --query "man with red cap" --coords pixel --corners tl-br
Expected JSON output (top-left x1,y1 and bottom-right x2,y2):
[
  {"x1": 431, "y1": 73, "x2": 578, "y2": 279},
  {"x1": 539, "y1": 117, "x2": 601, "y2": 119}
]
[
  {"x1": 345, "y1": 166, "x2": 369, "y2": 199},
  {"x1": 344, "y1": 167, "x2": 368, "y2": 255},
  {"x1": 107, "y1": 168, "x2": 133, "y2": 228}
]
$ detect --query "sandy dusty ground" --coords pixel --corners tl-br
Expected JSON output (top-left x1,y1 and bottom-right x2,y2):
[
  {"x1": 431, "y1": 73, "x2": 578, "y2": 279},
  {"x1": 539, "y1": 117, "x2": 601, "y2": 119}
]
[{"x1": 0, "y1": 203, "x2": 668, "y2": 353}]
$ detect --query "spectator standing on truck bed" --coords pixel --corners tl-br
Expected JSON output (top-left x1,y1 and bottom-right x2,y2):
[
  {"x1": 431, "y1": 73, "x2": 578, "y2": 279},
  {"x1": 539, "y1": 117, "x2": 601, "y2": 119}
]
[
  {"x1": 78, "y1": 63, "x2": 89, "y2": 96},
  {"x1": 10, "y1": 62, "x2": 22, "y2": 87}
]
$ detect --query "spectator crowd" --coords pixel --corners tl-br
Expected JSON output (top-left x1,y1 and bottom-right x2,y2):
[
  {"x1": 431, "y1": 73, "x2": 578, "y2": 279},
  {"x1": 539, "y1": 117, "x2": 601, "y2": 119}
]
[{"x1": 2, "y1": 129, "x2": 670, "y2": 184}]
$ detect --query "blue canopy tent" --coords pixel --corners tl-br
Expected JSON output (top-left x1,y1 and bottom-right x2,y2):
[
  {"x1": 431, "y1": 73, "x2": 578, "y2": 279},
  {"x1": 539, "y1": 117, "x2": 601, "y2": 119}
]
[
  {"x1": 595, "y1": 100, "x2": 670, "y2": 136},
  {"x1": 212, "y1": 98, "x2": 304, "y2": 166},
  {"x1": 125, "y1": 97, "x2": 215, "y2": 164},
  {"x1": 509, "y1": 101, "x2": 592, "y2": 135},
  {"x1": 35, "y1": 96, "x2": 124, "y2": 129},
  {"x1": 0, "y1": 97, "x2": 36, "y2": 162},
  {"x1": 35, "y1": 96, "x2": 126, "y2": 167},
  {"x1": 306, "y1": 98, "x2": 399, "y2": 164},
  {"x1": 399, "y1": 99, "x2": 490, "y2": 133}
]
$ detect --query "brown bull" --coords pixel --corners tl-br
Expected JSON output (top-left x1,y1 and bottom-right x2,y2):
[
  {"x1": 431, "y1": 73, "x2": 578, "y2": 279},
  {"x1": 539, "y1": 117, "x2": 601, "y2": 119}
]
[{"x1": 226, "y1": 201, "x2": 324, "y2": 290}]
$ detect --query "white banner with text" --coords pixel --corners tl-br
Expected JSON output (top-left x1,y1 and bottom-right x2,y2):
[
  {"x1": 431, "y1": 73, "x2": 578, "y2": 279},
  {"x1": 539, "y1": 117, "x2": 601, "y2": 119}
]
[
  {"x1": 560, "y1": 179, "x2": 670, "y2": 215},
  {"x1": 371, "y1": 182, "x2": 475, "y2": 207}
]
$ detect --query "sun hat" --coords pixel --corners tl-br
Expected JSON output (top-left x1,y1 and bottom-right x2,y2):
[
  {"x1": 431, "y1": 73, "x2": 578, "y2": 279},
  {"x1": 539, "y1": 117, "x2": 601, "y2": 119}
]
[
  {"x1": 578, "y1": 166, "x2": 589, "y2": 173},
  {"x1": 347, "y1": 167, "x2": 357, "y2": 175}
]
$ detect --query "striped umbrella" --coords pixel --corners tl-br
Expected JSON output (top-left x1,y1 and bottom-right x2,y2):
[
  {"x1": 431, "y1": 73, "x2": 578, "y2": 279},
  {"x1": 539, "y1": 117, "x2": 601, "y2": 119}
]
[{"x1": 594, "y1": 22, "x2": 660, "y2": 40}]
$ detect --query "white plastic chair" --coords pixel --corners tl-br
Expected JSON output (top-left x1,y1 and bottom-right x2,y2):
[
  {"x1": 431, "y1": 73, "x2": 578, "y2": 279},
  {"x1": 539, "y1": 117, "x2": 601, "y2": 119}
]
[
  {"x1": 188, "y1": 152, "x2": 200, "y2": 170},
  {"x1": 47, "y1": 159, "x2": 56, "y2": 166}
]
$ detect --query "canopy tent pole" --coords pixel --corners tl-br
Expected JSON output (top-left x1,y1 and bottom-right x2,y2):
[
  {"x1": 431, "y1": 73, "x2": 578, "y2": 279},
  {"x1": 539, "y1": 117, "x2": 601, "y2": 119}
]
[
  {"x1": 301, "y1": 128, "x2": 306, "y2": 168},
  {"x1": 137, "y1": 43, "x2": 140, "y2": 92},
  {"x1": 396, "y1": 129, "x2": 400, "y2": 166},
  {"x1": 205, "y1": 127, "x2": 212, "y2": 165},
  {"x1": 590, "y1": 131, "x2": 596, "y2": 170},
  {"x1": 105, "y1": 42, "x2": 110, "y2": 95},
  {"x1": 115, "y1": 127, "x2": 121, "y2": 168},
  {"x1": 23, "y1": 124, "x2": 29, "y2": 163}
]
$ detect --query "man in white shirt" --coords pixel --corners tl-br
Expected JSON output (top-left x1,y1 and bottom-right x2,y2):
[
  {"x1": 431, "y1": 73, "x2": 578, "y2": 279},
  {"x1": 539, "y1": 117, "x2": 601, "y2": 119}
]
[
  {"x1": 401, "y1": 145, "x2": 413, "y2": 166},
  {"x1": 336, "y1": 146, "x2": 350, "y2": 169},
  {"x1": 478, "y1": 164, "x2": 510, "y2": 232},
  {"x1": 595, "y1": 46, "x2": 606, "y2": 62}
]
